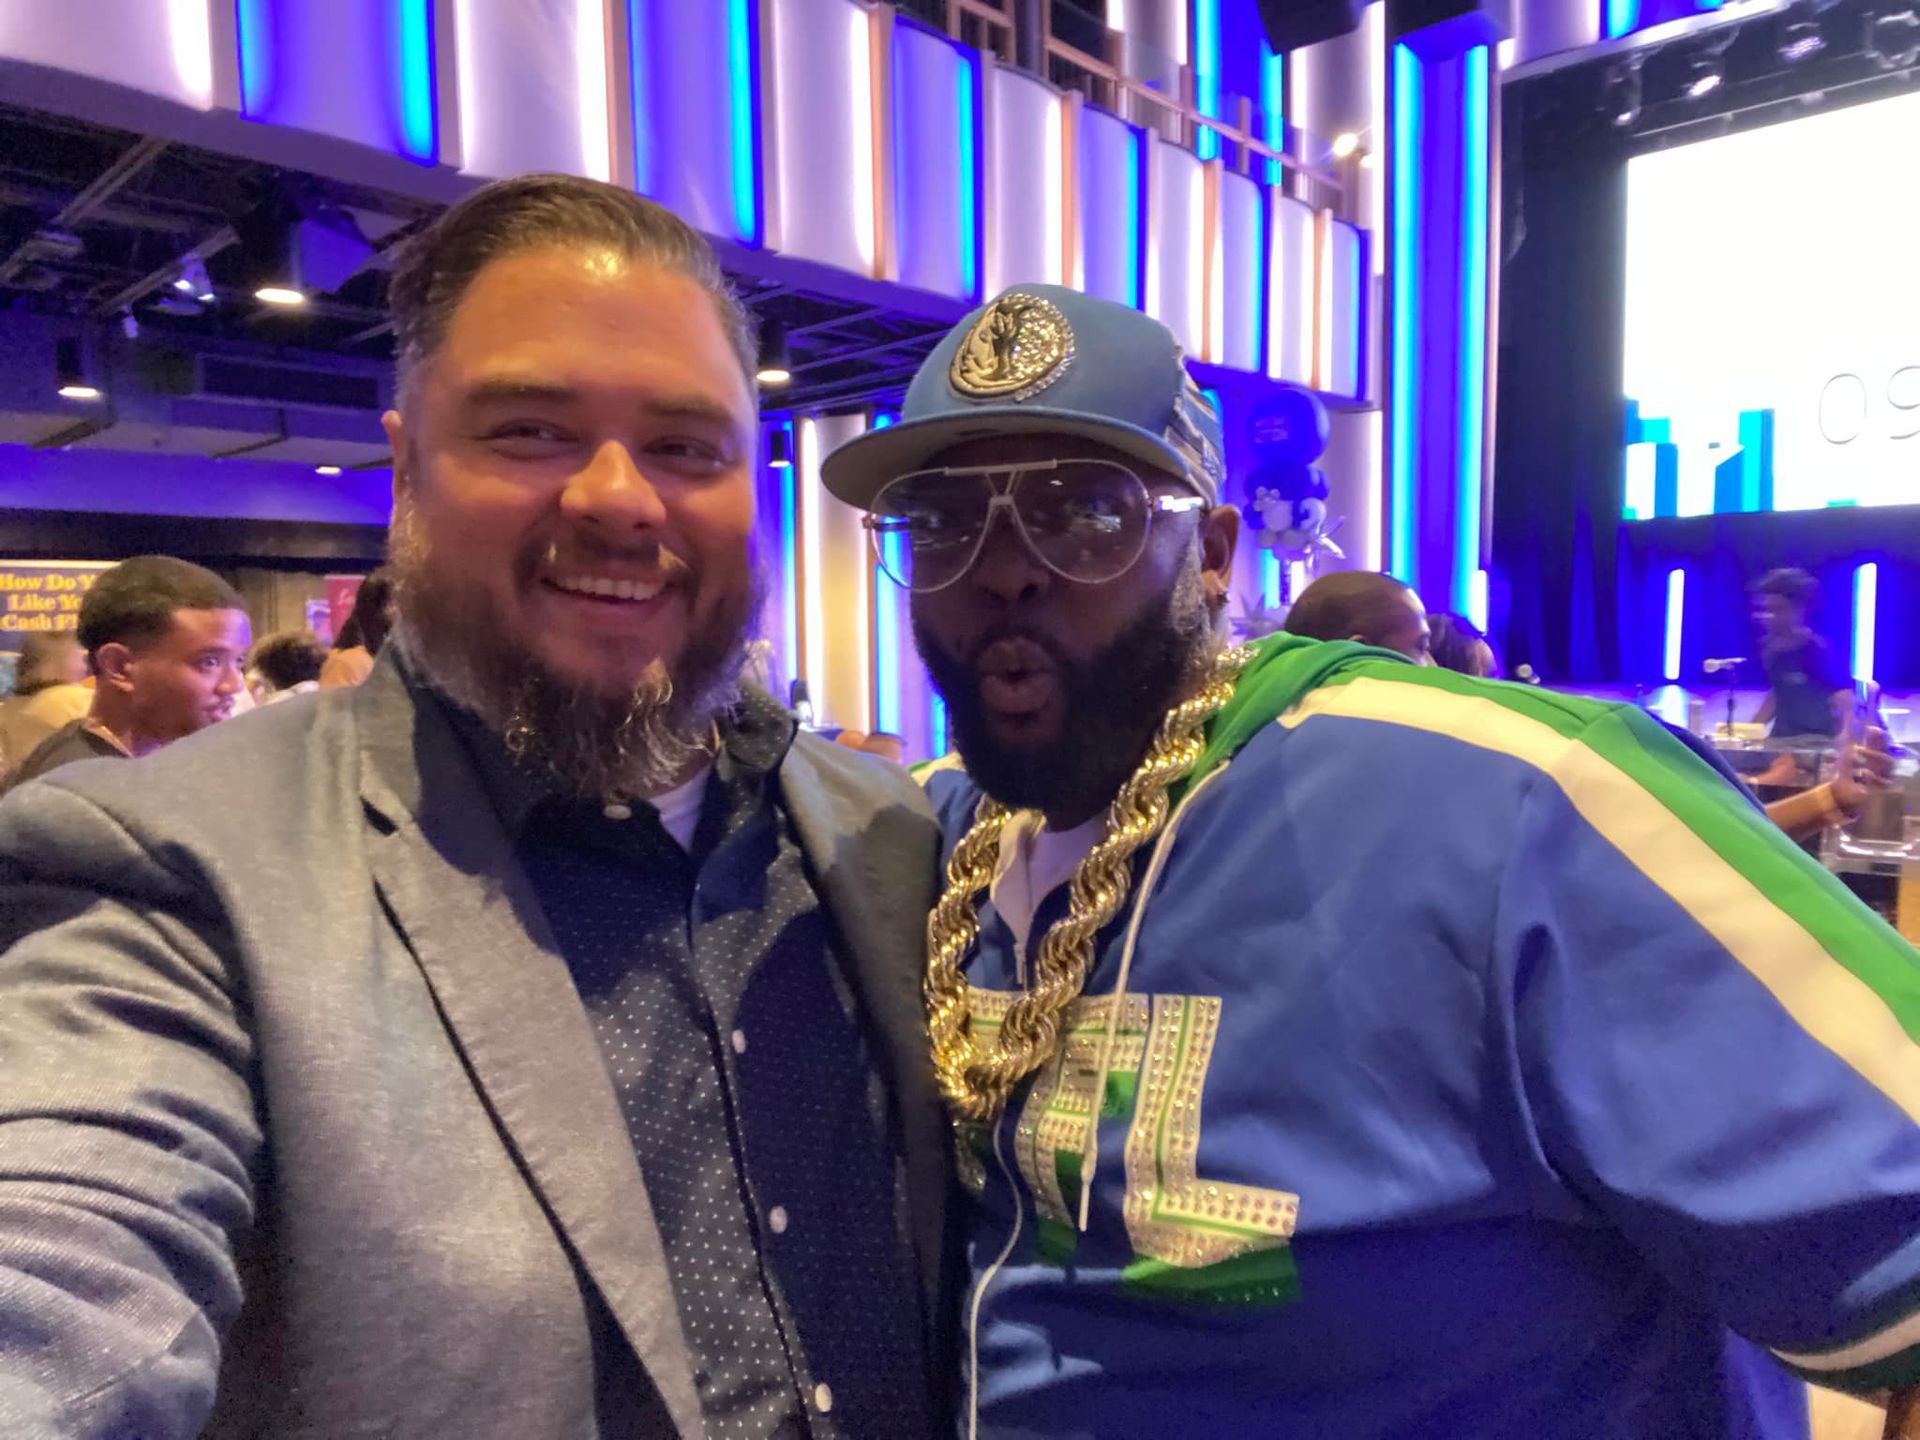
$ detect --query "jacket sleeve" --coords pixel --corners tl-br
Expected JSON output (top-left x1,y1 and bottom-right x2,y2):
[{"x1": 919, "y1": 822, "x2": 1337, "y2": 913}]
[
  {"x1": 0, "y1": 778, "x2": 261, "y2": 1439},
  {"x1": 1495, "y1": 702, "x2": 1920, "y2": 1396}
]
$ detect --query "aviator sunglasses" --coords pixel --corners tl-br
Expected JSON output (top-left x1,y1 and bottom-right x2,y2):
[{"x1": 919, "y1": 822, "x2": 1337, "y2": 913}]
[{"x1": 862, "y1": 457, "x2": 1206, "y2": 594}]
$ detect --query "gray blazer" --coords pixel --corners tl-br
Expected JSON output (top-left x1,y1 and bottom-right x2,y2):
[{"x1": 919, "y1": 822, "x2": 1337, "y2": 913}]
[{"x1": 0, "y1": 658, "x2": 951, "y2": 1439}]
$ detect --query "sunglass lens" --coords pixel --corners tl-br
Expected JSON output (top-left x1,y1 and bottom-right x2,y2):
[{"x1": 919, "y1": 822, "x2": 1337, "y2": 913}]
[{"x1": 1013, "y1": 461, "x2": 1153, "y2": 584}]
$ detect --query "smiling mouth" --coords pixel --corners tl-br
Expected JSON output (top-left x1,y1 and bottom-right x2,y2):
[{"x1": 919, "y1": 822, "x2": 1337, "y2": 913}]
[{"x1": 542, "y1": 572, "x2": 669, "y2": 604}]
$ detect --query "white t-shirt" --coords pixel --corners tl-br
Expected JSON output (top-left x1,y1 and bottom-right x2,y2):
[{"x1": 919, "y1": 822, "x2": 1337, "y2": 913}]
[
  {"x1": 644, "y1": 764, "x2": 712, "y2": 850},
  {"x1": 988, "y1": 810, "x2": 1104, "y2": 970}
]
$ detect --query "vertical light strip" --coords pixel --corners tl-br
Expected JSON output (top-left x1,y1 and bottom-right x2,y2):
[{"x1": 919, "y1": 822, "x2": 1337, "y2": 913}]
[
  {"x1": 930, "y1": 695, "x2": 950, "y2": 757},
  {"x1": 1289, "y1": 559, "x2": 1309, "y2": 599},
  {"x1": 958, "y1": 55, "x2": 979, "y2": 299},
  {"x1": 1126, "y1": 126, "x2": 1145, "y2": 309},
  {"x1": 1045, "y1": 96, "x2": 1067, "y2": 284},
  {"x1": 1455, "y1": 44, "x2": 1490, "y2": 615},
  {"x1": 1252, "y1": 187, "x2": 1270, "y2": 375},
  {"x1": 1355, "y1": 409, "x2": 1383, "y2": 571},
  {"x1": 1469, "y1": 568, "x2": 1489, "y2": 631},
  {"x1": 1145, "y1": 142, "x2": 1163, "y2": 320},
  {"x1": 575, "y1": 0, "x2": 612, "y2": 181},
  {"x1": 1260, "y1": 41, "x2": 1286, "y2": 185},
  {"x1": 798, "y1": 419, "x2": 827, "y2": 708},
  {"x1": 456, "y1": 0, "x2": 482, "y2": 169},
  {"x1": 1368, "y1": 0, "x2": 1386, "y2": 272},
  {"x1": 1315, "y1": 209, "x2": 1335, "y2": 390},
  {"x1": 628, "y1": 0, "x2": 651, "y2": 195},
  {"x1": 166, "y1": 0, "x2": 214, "y2": 107},
  {"x1": 1664, "y1": 568, "x2": 1686, "y2": 681},
  {"x1": 1606, "y1": 0, "x2": 1642, "y2": 40},
  {"x1": 396, "y1": 0, "x2": 437, "y2": 163},
  {"x1": 1261, "y1": 551, "x2": 1282, "y2": 609},
  {"x1": 1194, "y1": 0, "x2": 1220, "y2": 161},
  {"x1": 236, "y1": 0, "x2": 272, "y2": 116},
  {"x1": 1853, "y1": 563, "x2": 1878, "y2": 682},
  {"x1": 1296, "y1": 205, "x2": 1316, "y2": 383},
  {"x1": 728, "y1": 0, "x2": 758, "y2": 243},
  {"x1": 870, "y1": 412, "x2": 900, "y2": 735},
  {"x1": 850, "y1": 4, "x2": 877, "y2": 274},
  {"x1": 1388, "y1": 42, "x2": 1423, "y2": 583},
  {"x1": 776, "y1": 420, "x2": 800, "y2": 690},
  {"x1": 1195, "y1": 163, "x2": 1216, "y2": 360}
]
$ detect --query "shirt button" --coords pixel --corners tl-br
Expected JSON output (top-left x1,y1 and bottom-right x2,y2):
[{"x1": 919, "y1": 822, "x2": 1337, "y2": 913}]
[
  {"x1": 768, "y1": 1205, "x2": 789, "y2": 1235},
  {"x1": 602, "y1": 801, "x2": 633, "y2": 821},
  {"x1": 813, "y1": 1383, "x2": 833, "y2": 1414},
  {"x1": 730, "y1": 1029, "x2": 747, "y2": 1055}
]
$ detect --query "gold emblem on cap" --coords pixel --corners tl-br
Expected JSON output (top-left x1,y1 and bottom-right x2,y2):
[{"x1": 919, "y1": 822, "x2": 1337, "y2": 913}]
[{"x1": 949, "y1": 292, "x2": 1075, "y2": 401}]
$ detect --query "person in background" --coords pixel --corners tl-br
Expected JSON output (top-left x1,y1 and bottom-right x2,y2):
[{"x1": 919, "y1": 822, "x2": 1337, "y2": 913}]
[
  {"x1": 1283, "y1": 569, "x2": 1433, "y2": 663},
  {"x1": 248, "y1": 629, "x2": 329, "y2": 705},
  {"x1": 1428, "y1": 610, "x2": 1497, "y2": 678},
  {"x1": 0, "y1": 630, "x2": 91, "y2": 776},
  {"x1": 318, "y1": 566, "x2": 395, "y2": 688},
  {"x1": 2, "y1": 556, "x2": 249, "y2": 794},
  {"x1": 1752, "y1": 567, "x2": 1850, "y2": 740},
  {"x1": 862, "y1": 732, "x2": 907, "y2": 764}
]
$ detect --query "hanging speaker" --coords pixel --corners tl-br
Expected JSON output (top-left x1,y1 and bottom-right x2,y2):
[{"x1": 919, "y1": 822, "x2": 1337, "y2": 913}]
[
  {"x1": 1387, "y1": 0, "x2": 1513, "y2": 59},
  {"x1": 1254, "y1": 0, "x2": 1365, "y2": 51}
]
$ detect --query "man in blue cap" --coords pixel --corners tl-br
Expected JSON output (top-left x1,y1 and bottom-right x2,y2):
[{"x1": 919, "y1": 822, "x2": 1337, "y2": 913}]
[{"x1": 823, "y1": 284, "x2": 1920, "y2": 1439}]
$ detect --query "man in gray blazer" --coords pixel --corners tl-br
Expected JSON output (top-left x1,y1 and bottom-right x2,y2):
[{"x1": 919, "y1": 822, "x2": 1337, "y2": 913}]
[{"x1": 0, "y1": 176, "x2": 951, "y2": 1438}]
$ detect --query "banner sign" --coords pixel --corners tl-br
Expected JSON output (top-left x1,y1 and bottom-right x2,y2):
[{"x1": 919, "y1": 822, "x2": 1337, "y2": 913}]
[{"x1": 0, "y1": 561, "x2": 113, "y2": 654}]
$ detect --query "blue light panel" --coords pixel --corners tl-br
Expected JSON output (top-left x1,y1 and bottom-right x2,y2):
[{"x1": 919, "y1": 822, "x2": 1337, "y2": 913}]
[
  {"x1": 1454, "y1": 46, "x2": 1489, "y2": 614},
  {"x1": 728, "y1": 0, "x2": 759, "y2": 244},
  {"x1": 395, "y1": 0, "x2": 437, "y2": 163},
  {"x1": 1605, "y1": 0, "x2": 1643, "y2": 39},
  {"x1": 1194, "y1": 0, "x2": 1221, "y2": 161},
  {"x1": 1389, "y1": 43, "x2": 1423, "y2": 586},
  {"x1": 1261, "y1": 551, "x2": 1282, "y2": 609},
  {"x1": 870, "y1": 412, "x2": 901, "y2": 734},
  {"x1": 1260, "y1": 41, "x2": 1286, "y2": 186},
  {"x1": 958, "y1": 54, "x2": 980, "y2": 299},
  {"x1": 1126, "y1": 125, "x2": 1145, "y2": 309},
  {"x1": 930, "y1": 694, "x2": 949, "y2": 757},
  {"x1": 627, "y1": 0, "x2": 651, "y2": 196},
  {"x1": 235, "y1": 0, "x2": 273, "y2": 116}
]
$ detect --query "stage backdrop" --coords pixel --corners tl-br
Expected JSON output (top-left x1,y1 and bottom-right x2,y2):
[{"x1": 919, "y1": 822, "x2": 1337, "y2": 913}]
[{"x1": 1493, "y1": 76, "x2": 1920, "y2": 689}]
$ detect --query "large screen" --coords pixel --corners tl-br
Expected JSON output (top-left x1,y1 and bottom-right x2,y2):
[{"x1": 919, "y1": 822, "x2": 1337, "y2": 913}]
[{"x1": 1621, "y1": 89, "x2": 1920, "y2": 518}]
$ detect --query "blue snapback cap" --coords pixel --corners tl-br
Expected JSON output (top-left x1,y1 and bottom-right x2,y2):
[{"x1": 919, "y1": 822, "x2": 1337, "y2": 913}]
[{"x1": 820, "y1": 283, "x2": 1225, "y2": 510}]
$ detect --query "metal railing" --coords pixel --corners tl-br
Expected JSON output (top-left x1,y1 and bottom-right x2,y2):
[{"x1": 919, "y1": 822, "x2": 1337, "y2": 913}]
[{"x1": 927, "y1": 0, "x2": 1346, "y2": 213}]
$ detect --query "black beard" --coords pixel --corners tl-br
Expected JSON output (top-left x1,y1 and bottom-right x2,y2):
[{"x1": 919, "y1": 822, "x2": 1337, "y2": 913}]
[
  {"x1": 915, "y1": 560, "x2": 1213, "y2": 823},
  {"x1": 387, "y1": 503, "x2": 761, "y2": 802}
]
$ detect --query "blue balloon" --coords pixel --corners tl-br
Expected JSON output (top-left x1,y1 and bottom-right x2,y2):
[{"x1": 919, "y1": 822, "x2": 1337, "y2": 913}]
[{"x1": 1247, "y1": 387, "x2": 1330, "y2": 465}]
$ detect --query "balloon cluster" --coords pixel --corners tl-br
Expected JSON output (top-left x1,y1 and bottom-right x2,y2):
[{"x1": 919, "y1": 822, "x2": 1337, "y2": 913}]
[{"x1": 1239, "y1": 387, "x2": 1345, "y2": 564}]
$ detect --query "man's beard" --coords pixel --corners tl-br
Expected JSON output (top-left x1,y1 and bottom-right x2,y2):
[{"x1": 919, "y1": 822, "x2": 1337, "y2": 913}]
[
  {"x1": 388, "y1": 503, "x2": 761, "y2": 802},
  {"x1": 916, "y1": 551, "x2": 1215, "y2": 823}
]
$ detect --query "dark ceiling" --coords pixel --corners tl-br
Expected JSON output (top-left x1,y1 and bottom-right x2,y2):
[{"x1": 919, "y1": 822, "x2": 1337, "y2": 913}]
[{"x1": 0, "y1": 102, "x2": 953, "y2": 422}]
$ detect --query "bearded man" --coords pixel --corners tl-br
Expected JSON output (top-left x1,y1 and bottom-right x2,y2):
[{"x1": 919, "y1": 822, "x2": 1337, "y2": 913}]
[
  {"x1": 0, "y1": 175, "x2": 950, "y2": 1440},
  {"x1": 823, "y1": 285, "x2": 1920, "y2": 1440}
]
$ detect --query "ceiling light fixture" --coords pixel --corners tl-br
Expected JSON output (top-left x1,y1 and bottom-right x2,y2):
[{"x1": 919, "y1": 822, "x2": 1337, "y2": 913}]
[
  {"x1": 1684, "y1": 52, "x2": 1726, "y2": 98},
  {"x1": 315, "y1": 464, "x2": 343, "y2": 476},
  {"x1": 768, "y1": 426, "x2": 794, "y2": 470},
  {"x1": 1331, "y1": 131, "x2": 1361, "y2": 158},
  {"x1": 756, "y1": 320, "x2": 792, "y2": 387},
  {"x1": 1866, "y1": 5, "x2": 1920, "y2": 68},
  {"x1": 1777, "y1": 18, "x2": 1826, "y2": 63},
  {"x1": 54, "y1": 336, "x2": 101, "y2": 401},
  {"x1": 1602, "y1": 57, "x2": 1644, "y2": 129}
]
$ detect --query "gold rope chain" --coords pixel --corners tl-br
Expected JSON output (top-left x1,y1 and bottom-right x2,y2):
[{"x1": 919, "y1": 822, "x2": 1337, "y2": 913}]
[{"x1": 923, "y1": 644, "x2": 1255, "y2": 1127}]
